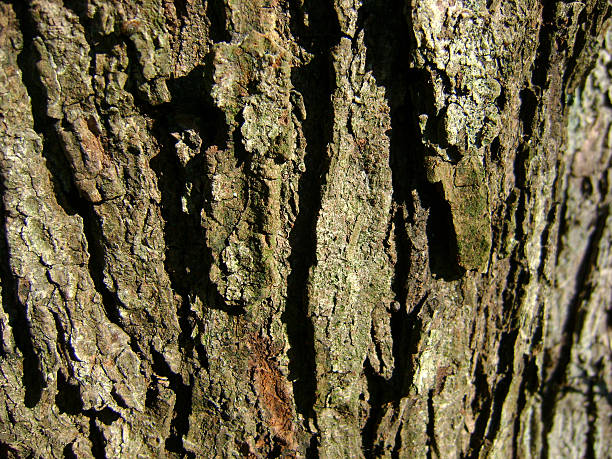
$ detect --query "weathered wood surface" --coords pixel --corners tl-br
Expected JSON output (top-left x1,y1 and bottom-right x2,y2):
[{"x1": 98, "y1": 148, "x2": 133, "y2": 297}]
[{"x1": 0, "y1": 0, "x2": 610, "y2": 457}]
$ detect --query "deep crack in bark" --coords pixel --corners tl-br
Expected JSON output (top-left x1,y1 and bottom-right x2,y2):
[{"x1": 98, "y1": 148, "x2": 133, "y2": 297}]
[{"x1": 284, "y1": 0, "x2": 341, "y2": 426}]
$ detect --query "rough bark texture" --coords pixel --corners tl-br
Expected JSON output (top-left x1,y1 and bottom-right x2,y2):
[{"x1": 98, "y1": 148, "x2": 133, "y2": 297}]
[{"x1": 0, "y1": 0, "x2": 610, "y2": 457}]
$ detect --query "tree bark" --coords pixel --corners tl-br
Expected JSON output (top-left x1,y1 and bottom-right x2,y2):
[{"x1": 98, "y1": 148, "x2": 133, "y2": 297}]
[{"x1": 0, "y1": 0, "x2": 610, "y2": 457}]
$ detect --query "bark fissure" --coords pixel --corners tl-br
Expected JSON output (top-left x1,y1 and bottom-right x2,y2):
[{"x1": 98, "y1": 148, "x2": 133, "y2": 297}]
[
  {"x1": 426, "y1": 389, "x2": 439, "y2": 459},
  {"x1": 13, "y1": 3, "x2": 85, "y2": 218},
  {"x1": 562, "y1": 1, "x2": 611, "y2": 93},
  {"x1": 541, "y1": 205, "x2": 609, "y2": 456},
  {"x1": 512, "y1": 342, "x2": 543, "y2": 456},
  {"x1": 206, "y1": 0, "x2": 230, "y2": 43},
  {"x1": 84, "y1": 407, "x2": 120, "y2": 459},
  {"x1": 17, "y1": 2, "x2": 144, "y2": 362},
  {"x1": 84, "y1": 202, "x2": 146, "y2": 357},
  {"x1": 531, "y1": 0, "x2": 555, "y2": 90},
  {"x1": 584, "y1": 369, "x2": 597, "y2": 459},
  {"x1": 467, "y1": 356, "x2": 493, "y2": 457},
  {"x1": 87, "y1": 414, "x2": 106, "y2": 459},
  {"x1": 1, "y1": 0, "x2": 610, "y2": 456},
  {"x1": 55, "y1": 368, "x2": 83, "y2": 415},
  {"x1": 284, "y1": 0, "x2": 340, "y2": 425},
  {"x1": 151, "y1": 346, "x2": 194, "y2": 457},
  {"x1": 358, "y1": 1, "x2": 426, "y2": 453},
  {"x1": 0, "y1": 188, "x2": 45, "y2": 407}
]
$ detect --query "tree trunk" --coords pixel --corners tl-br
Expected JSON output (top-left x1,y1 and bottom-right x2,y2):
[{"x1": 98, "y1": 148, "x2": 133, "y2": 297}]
[{"x1": 0, "y1": 0, "x2": 610, "y2": 457}]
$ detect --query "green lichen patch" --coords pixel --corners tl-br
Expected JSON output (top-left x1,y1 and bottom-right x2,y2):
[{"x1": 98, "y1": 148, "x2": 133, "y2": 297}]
[
  {"x1": 426, "y1": 155, "x2": 491, "y2": 272},
  {"x1": 205, "y1": 7, "x2": 296, "y2": 312}
]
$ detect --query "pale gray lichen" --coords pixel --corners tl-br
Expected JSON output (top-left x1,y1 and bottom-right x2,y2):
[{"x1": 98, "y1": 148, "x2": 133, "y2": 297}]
[
  {"x1": 205, "y1": 9, "x2": 297, "y2": 310},
  {"x1": 413, "y1": 1, "x2": 498, "y2": 271}
]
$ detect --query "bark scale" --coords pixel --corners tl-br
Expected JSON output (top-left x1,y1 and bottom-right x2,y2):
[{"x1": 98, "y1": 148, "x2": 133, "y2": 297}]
[{"x1": 0, "y1": 0, "x2": 610, "y2": 457}]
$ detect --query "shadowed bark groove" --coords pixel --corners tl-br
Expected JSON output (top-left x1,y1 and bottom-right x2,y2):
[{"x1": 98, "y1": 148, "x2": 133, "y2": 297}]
[
  {"x1": 541, "y1": 205, "x2": 609, "y2": 456},
  {"x1": 0, "y1": 0, "x2": 610, "y2": 457},
  {"x1": 0, "y1": 188, "x2": 45, "y2": 407},
  {"x1": 285, "y1": 0, "x2": 341, "y2": 426},
  {"x1": 14, "y1": 0, "x2": 142, "y2": 361}
]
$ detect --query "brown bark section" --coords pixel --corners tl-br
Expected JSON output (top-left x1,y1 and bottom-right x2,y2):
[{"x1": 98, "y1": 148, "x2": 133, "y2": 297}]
[{"x1": 0, "y1": 0, "x2": 610, "y2": 457}]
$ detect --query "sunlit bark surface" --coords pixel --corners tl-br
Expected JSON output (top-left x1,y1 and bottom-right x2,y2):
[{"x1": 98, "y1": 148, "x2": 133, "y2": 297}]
[{"x1": 0, "y1": 0, "x2": 610, "y2": 457}]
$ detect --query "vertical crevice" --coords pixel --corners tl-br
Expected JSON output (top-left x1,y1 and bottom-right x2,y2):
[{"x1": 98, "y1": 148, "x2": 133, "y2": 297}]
[
  {"x1": 3, "y1": 3, "x2": 112, "y2": 413},
  {"x1": 362, "y1": 293, "x2": 426, "y2": 456},
  {"x1": 12, "y1": 0, "x2": 143, "y2": 362},
  {"x1": 562, "y1": 3, "x2": 610, "y2": 93},
  {"x1": 358, "y1": 6, "x2": 410, "y2": 451},
  {"x1": 1, "y1": 4, "x2": 47, "y2": 408},
  {"x1": 482, "y1": 87, "x2": 539, "y2": 449},
  {"x1": 61, "y1": 0, "x2": 87, "y2": 19},
  {"x1": 55, "y1": 369, "x2": 84, "y2": 416},
  {"x1": 149, "y1": 105, "x2": 205, "y2": 355},
  {"x1": 391, "y1": 418, "x2": 403, "y2": 459},
  {"x1": 172, "y1": 0, "x2": 189, "y2": 21},
  {"x1": 584, "y1": 361, "x2": 599, "y2": 459},
  {"x1": 150, "y1": 347, "x2": 194, "y2": 458},
  {"x1": 359, "y1": 0, "x2": 450, "y2": 450},
  {"x1": 531, "y1": 0, "x2": 557, "y2": 90},
  {"x1": 306, "y1": 434, "x2": 319, "y2": 458},
  {"x1": 403, "y1": 69, "x2": 463, "y2": 279},
  {"x1": 0, "y1": 441, "x2": 22, "y2": 458},
  {"x1": 359, "y1": 0, "x2": 462, "y2": 279},
  {"x1": 519, "y1": 88, "x2": 539, "y2": 140},
  {"x1": 88, "y1": 415, "x2": 106, "y2": 459},
  {"x1": 0, "y1": 185, "x2": 45, "y2": 408},
  {"x1": 81, "y1": 408, "x2": 121, "y2": 459},
  {"x1": 82, "y1": 198, "x2": 144, "y2": 359},
  {"x1": 284, "y1": 0, "x2": 340, "y2": 423},
  {"x1": 207, "y1": 0, "x2": 231, "y2": 43},
  {"x1": 540, "y1": 205, "x2": 608, "y2": 457},
  {"x1": 426, "y1": 389, "x2": 438, "y2": 459},
  {"x1": 14, "y1": 5, "x2": 79, "y2": 218},
  {"x1": 425, "y1": 187, "x2": 463, "y2": 280},
  {"x1": 84, "y1": 408, "x2": 120, "y2": 459},
  {"x1": 486, "y1": 328, "x2": 520, "y2": 440},
  {"x1": 466, "y1": 356, "x2": 492, "y2": 457},
  {"x1": 481, "y1": 261, "x2": 529, "y2": 450},
  {"x1": 468, "y1": 356, "x2": 492, "y2": 457},
  {"x1": 362, "y1": 358, "x2": 386, "y2": 458},
  {"x1": 470, "y1": 206, "x2": 530, "y2": 454},
  {"x1": 151, "y1": 61, "x2": 248, "y2": 319},
  {"x1": 62, "y1": 443, "x2": 78, "y2": 459},
  {"x1": 150, "y1": 59, "x2": 248, "y2": 331},
  {"x1": 512, "y1": 354, "x2": 539, "y2": 456}
]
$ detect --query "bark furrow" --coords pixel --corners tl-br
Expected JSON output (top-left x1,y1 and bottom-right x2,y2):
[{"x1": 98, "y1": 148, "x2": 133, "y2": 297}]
[{"x1": 0, "y1": 0, "x2": 610, "y2": 457}]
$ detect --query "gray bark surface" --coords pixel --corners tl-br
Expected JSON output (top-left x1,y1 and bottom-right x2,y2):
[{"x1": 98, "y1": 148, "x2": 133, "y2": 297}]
[{"x1": 0, "y1": 0, "x2": 610, "y2": 457}]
